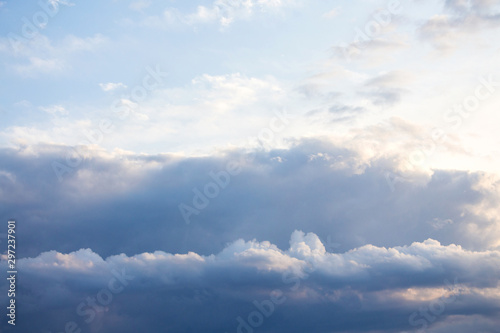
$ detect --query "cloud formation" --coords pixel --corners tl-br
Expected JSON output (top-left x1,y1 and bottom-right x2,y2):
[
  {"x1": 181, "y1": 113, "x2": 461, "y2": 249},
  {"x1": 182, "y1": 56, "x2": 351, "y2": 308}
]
[
  {"x1": 1, "y1": 230, "x2": 499, "y2": 332},
  {"x1": 0, "y1": 33, "x2": 106, "y2": 76},
  {"x1": 1, "y1": 138, "x2": 499, "y2": 262},
  {"x1": 418, "y1": 0, "x2": 500, "y2": 50},
  {"x1": 1, "y1": 1, "x2": 500, "y2": 332}
]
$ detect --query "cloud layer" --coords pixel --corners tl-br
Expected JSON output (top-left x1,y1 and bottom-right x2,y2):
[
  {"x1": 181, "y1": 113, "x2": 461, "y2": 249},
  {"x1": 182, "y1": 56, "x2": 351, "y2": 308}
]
[
  {"x1": 1, "y1": 230, "x2": 499, "y2": 332},
  {"x1": 2, "y1": 1, "x2": 500, "y2": 332},
  {"x1": 1, "y1": 138, "x2": 499, "y2": 261}
]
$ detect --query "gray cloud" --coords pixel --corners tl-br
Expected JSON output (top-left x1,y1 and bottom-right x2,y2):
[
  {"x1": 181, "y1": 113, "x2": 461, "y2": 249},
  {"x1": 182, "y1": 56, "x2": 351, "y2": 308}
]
[
  {"x1": 332, "y1": 36, "x2": 408, "y2": 62},
  {"x1": 360, "y1": 71, "x2": 413, "y2": 106},
  {"x1": 0, "y1": 138, "x2": 499, "y2": 261},
  {"x1": 418, "y1": 0, "x2": 500, "y2": 50},
  {"x1": 0, "y1": 138, "x2": 499, "y2": 332},
  {"x1": 1, "y1": 231, "x2": 500, "y2": 332}
]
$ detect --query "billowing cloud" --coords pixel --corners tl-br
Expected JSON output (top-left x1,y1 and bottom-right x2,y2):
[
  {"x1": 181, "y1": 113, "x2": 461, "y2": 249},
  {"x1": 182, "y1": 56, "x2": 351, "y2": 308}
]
[
  {"x1": 1, "y1": 1, "x2": 500, "y2": 332},
  {"x1": 1, "y1": 231, "x2": 499, "y2": 332},
  {"x1": 0, "y1": 138, "x2": 499, "y2": 262}
]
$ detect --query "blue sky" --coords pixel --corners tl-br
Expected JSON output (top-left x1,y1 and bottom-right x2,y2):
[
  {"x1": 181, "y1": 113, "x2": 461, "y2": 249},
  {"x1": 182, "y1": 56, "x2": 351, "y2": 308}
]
[
  {"x1": 1, "y1": 0, "x2": 500, "y2": 332},
  {"x1": 1, "y1": 0, "x2": 499, "y2": 168}
]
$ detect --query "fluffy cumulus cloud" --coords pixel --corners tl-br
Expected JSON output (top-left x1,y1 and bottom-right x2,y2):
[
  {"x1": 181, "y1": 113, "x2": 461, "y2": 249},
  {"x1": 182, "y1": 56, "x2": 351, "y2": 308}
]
[{"x1": 1, "y1": 231, "x2": 500, "y2": 332}]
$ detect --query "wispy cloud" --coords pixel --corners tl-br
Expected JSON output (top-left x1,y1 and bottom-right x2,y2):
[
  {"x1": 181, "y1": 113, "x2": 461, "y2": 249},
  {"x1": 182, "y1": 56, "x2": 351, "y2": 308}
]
[
  {"x1": 0, "y1": 34, "x2": 106, "y2": 76},
  {"x1": 418, "y1": 0, "x2": 500, "y2": 51},
  {"x1": 99, "y1": 82, "x2": 127, "y2": 92},
  {"x1": 39, "y1": 104, "x2": 68, "y2": 115}
]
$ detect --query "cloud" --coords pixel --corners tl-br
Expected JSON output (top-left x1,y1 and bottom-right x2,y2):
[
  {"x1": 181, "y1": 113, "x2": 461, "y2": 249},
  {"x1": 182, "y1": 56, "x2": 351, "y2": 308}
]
[
  {"x1": 0, "y1": 34, "x2": 106, "y2": 76},
  {"x1": 13, "y1": 56, "x2": 66, "y2": 75},
  {"x1": 99, "y1": 82, "x2": 127, "y2": 92},
  {"x1": 323, "y1": 7, "x2": 341, "y2": 19},
  {"x1": 306, "y1": 104, "x2": 366, "y2": 124},
  {"x1": 418, "y1": 0, "x2": 500, "y2": 51},
  {"x1": 0, "y1": 72, "x2": 291, "y2": 152},
  {"x1": 1, "y1": 231, "x2": 499, "y2": 332},
  {"x1": 330, "y1": 4, "x2": 409, "y2": 64},
  {"x1": 186, "y1": 0, "x2": 298, "y2": 26},
  {"x1": 49, "y1": 0, "x2": 75, "y2": 7},
  {"x1": 360, "y1": 71, "x2": 413, "y2": 106},
  {"x1": 328, "y1": 104, "x2": 365, "y2": 116},
  {"x1": 39, "y1": 104, "x2": 68, "y2": 115},
  {"x1": 130, "y1": 0, "x2": 299, "y2": 28},
  {"x1": 0, "y1": 138, "x2": 499, "y2": 263},
  {"x1": 129, "y1": 0, "x2": 151, "y2": 11},
  {"x1": 332, "y1": 35, "x2": 408, "y2": 62},
  {"x1": 1, "y1": 2, "x2": 499, "y2": 331}
]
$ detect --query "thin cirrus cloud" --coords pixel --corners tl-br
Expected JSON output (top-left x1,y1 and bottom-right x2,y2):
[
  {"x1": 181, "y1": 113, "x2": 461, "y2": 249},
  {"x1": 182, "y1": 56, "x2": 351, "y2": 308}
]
[
  {"x1": 39, "y1": 104, "x2": 68, "y2": 115},
  {"x1": 0, "y1": 33, "x2": 106, "y2": 76}
]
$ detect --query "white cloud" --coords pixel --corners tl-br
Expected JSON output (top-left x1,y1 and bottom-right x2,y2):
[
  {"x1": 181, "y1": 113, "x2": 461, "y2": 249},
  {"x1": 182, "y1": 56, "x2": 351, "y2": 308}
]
[
  {"x1": 15, "y1": 231, "x2": 500, "y2": 290},
  {"x1": 186, "y1": 0, "x2": 297, "y2": 26},
  {"x1": 14, "y1": 100, "x2": 32, "y2": 108},
  {"x1": 133, "y1": 0, "x2": 299, "y2": 28},
  {"x1": 322, "y1": 7, "x2": 340, "y2": 19},
  {"x1": 1, "y1": 72, "x2": 293, "y2": 153},
  {"x1": 39, "y1": 104, "x2": 68, "y2": 115},
  {"x1": 49, "y1": 0, "x2": 75, "y2": 7},
  {"x1": 13, "y1": 56, "x2": 66, "y2": 76},
  {"x1": 99, "y1": 82, "x2": 127, "y2": 92},
  {"x1": 0, "y1": 34, "x2": 107, "y2": 76}
]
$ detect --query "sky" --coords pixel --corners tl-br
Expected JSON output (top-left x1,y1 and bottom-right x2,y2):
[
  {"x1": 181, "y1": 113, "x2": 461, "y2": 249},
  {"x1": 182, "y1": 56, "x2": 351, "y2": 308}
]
[{"x1": 1, "y1": 0, "x2": 500, "y2": 332}]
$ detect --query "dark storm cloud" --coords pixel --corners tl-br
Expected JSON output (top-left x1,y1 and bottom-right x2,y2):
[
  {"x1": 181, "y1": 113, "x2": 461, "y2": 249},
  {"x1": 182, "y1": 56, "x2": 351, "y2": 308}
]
[
  {"x1": 1, "y1": 140, "x2": 500, "y2": 332},
  {"x1": 0, "y1": 138, "x2": 499, "y2": 262},
  {"x1": 1, "y1": 231, "x2": 500, "y2": 333}
]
